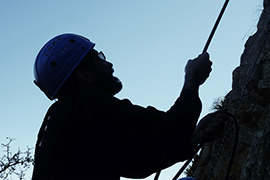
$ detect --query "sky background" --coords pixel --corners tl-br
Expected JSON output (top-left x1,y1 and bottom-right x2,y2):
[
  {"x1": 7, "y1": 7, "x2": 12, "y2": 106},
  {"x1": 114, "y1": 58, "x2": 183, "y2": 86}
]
[{"x1": 0, "y1": 0, "x2": 263, "y2": 179}]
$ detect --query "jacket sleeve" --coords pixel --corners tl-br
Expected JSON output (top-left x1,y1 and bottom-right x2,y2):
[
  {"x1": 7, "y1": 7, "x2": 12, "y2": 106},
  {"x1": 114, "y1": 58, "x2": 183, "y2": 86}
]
[
  {"x1": 76, "y1": 89, "x2": 201, "y2": 179},
  {"x1": 112, "y1": 89, "x2": 202, "y2": 178}
]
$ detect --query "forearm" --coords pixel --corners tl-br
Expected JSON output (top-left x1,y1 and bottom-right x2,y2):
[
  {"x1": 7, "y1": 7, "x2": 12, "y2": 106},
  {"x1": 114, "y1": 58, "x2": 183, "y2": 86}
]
[
  {"x1": 182, "y1": 79, "x2": 199, "y2": 96},
  {"x1": 168, "y1": 88, "x2": 202, "y2": 126}
]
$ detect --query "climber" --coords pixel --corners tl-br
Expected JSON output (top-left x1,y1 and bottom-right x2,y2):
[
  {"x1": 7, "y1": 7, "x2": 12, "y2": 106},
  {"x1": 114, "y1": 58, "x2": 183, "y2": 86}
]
[{"x1": 32, "y1": 33, "x2": 229, "y2": 180}]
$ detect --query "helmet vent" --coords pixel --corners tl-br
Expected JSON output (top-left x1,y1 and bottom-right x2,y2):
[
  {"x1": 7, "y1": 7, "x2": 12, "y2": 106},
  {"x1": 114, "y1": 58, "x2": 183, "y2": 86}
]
[
  {"x1": 50, "y1": 61, "x2": 57, "y2": 67},
  {"x1": 69, "y1": 39, "x2": 76, "y2": 43}
]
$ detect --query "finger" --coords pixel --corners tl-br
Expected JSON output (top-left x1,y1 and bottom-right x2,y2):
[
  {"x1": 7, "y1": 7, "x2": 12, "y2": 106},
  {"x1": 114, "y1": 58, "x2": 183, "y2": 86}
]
[
  {"x1": 200, "y1": 52, "x2": 213, "y2": 66},
  {"x1": 207, "y1": 59, "x2": 213, "y2": 66},
  {"x1": 184, "y1": 60, "x2": 192, "y2": 73}
]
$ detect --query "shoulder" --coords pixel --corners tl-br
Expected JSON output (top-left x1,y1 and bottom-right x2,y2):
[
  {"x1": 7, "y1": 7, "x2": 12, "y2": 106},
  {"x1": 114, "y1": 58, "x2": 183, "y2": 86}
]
[{"x1": 70, "y1": 90, "x2": 134, "y2": 112}]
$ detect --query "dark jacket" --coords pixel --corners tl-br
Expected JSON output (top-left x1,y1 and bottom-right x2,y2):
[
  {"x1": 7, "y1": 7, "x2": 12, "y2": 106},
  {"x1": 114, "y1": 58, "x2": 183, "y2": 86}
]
[{"x1": 32, "y1": 89, "x2": 201, "y2": 180}]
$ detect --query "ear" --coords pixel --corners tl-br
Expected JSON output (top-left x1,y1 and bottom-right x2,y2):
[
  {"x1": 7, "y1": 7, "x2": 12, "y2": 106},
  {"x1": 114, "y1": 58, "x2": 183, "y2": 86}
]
[{"x1": 75, "y1": 68, "x2": 96, "y2": 83}]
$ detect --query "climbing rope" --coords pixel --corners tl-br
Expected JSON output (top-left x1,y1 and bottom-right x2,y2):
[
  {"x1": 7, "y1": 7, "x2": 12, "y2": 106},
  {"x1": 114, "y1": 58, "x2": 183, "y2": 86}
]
[
  {"x1": 154, "y1": 1, "x2": 270, "y2": 180},
  {"x1": 154, "y1": 1, "x2": 231, "y2": 179},
  {"x1": 173, "y1": 15, "x2": 270, "y2": 180},
  {"x1": 172, "y1": 18, "x2": 270, "y2": 180},
  {"x1": 202, "y1": 0, "x2": 230, "y2": 53},
  {"x1": 171, "y1": 113, "x2": 238, "y2": 180}
]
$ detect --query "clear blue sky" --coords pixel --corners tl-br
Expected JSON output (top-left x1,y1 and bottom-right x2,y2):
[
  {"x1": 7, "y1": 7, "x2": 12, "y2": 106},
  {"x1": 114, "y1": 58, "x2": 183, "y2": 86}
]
[{"x1": 0, "y1": 0, "x2": 263, "y2": 179}]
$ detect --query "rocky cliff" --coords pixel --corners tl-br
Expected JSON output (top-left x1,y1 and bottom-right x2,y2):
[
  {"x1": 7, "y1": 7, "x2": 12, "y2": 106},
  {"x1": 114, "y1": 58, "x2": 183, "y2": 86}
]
[{"x1": 187, "y1": 0, "x2": 270, "y2": 179}]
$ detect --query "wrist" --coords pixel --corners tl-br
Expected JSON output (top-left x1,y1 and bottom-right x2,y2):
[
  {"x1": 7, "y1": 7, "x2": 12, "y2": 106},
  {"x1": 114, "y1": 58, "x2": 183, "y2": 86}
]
[{"x1": 183, "y1": 80, "x2": 199, "y2": 95}]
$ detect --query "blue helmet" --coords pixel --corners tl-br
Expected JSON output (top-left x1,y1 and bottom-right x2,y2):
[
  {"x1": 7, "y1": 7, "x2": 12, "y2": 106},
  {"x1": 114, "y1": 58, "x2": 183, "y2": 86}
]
[{"x1": 34, "y1": 33, "x2": 95, "y2": 100}]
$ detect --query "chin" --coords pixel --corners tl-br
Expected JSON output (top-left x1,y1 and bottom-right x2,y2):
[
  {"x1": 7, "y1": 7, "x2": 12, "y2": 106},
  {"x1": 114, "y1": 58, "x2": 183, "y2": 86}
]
[
  {"x1": 111, "y1": 77, "x2": 123, "y2": 95},
  {"x1": 103, "y1": 75, "x2": 123, "y2": 95}
]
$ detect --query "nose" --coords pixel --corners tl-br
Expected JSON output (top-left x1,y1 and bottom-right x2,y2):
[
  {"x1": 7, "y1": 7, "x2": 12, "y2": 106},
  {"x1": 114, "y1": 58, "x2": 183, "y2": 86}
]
[
  {"x1": 106, "y1": 61, "x2": 113, "y2": 69},
  {"x1": 102, "y1": 60, "x2": 114, "y2": 74}
]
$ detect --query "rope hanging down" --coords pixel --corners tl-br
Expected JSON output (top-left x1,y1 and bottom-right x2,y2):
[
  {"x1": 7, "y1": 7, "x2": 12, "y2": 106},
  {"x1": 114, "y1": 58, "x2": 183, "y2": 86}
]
[{"x1": 172, "y1": 113, "x2": 238, "y2": 180}]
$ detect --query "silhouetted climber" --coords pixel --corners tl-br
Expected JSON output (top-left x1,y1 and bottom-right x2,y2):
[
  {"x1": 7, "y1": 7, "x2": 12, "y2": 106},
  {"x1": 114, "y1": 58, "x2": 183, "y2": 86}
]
[{"x1": 32, "y1": 33, "x2": 229, "y2": 180}]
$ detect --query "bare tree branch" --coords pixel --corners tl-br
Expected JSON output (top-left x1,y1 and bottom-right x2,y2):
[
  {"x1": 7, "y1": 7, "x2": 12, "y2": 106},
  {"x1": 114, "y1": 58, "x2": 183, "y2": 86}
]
[{"x1": 0, "y1": 137, "x2": 34, "y2": 180}]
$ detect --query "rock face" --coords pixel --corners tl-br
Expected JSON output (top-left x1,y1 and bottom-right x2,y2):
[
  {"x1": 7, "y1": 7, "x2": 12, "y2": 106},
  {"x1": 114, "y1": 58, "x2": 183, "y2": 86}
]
[{"x1": 187, "y1": 0, "x2": 270, "y2": 179}]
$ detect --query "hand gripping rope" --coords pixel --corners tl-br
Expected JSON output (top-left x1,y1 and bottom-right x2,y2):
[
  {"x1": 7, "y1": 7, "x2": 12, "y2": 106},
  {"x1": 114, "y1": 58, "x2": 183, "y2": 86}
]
[
  {"x1": 154, "y1": 1, "x2": 231, "y2": 179},
  {"x1": 172, "y1": 113, "x2": 238, "y2": 180},
  {"x1": 155, "y1": 0, "x2": 270, "y2": 179}
]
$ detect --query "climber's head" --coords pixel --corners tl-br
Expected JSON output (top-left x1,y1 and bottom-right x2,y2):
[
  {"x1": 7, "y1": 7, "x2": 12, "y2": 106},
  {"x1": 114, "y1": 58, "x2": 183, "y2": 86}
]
[{"x1": 34, "y1": 33, "x2": 122, "y2": 100}]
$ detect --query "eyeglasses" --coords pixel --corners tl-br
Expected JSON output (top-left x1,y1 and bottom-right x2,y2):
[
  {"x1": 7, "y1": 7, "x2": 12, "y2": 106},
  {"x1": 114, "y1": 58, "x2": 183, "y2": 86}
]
[{"x1": 97, "y1": 51, "x2": 106, "y2": 61}]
